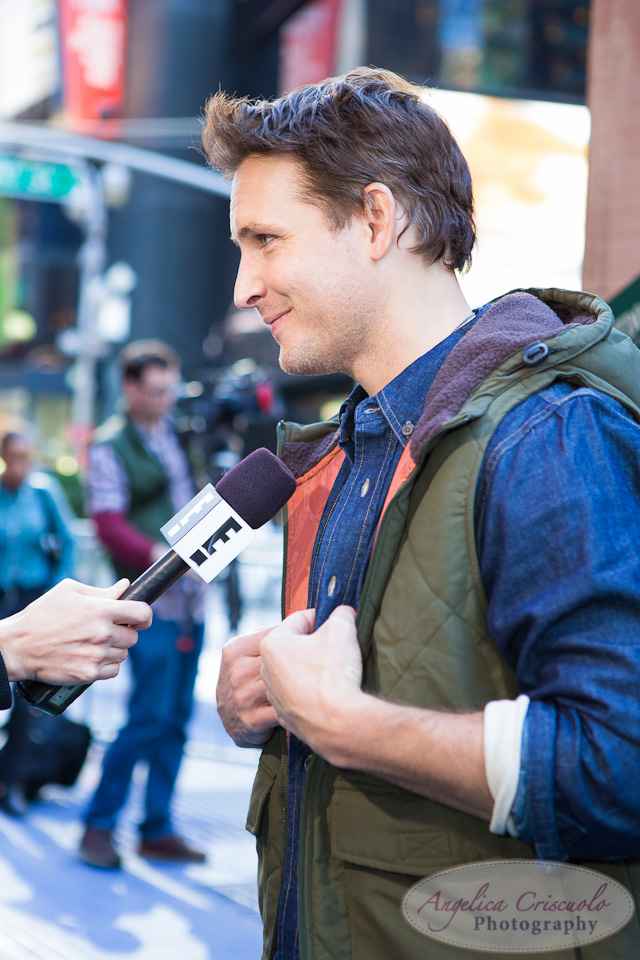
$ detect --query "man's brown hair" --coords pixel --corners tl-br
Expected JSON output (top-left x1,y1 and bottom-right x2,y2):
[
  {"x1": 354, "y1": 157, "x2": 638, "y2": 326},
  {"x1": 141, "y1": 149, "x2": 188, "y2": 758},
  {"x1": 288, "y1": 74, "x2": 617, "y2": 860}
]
[
  {"x1": 202, "y1": 67, "x2": 475, "y2": 272},
  {"x1": 119, "y1": 339, "x2": 180, "y2": 382}
]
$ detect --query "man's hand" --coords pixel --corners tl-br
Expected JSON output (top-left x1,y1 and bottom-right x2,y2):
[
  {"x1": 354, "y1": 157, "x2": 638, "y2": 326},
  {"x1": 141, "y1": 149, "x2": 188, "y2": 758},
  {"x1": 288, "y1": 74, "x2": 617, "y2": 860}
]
[
  {"x1": 259, "y1": 606, "x2": 493, "y2": 819},
  {"x1": 216, "y1": 627, "x2": 281, "y2": 747},
  {"x1": 0, "y1": 578, "x2": 152, "y2": 684},
  {"x1": 259, "y1": 606, "x2": 365, "y2": 758}
]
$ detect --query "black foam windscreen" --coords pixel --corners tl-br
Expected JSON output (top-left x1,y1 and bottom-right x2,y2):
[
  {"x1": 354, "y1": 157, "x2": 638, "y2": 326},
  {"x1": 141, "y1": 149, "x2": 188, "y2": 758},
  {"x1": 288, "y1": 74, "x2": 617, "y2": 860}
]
[{"x1": 215, "y1": 448, "x2": 297, "y2": 529}]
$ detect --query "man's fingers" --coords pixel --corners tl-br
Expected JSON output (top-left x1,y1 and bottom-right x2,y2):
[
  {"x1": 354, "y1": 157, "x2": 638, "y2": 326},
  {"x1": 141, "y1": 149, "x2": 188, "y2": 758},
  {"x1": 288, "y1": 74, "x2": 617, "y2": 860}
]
[
  {"x1": 223, "y1": 625, "x2": 277, "y2": 658},
  {"x1": 326, "y1": 605, "x2": 357, "y2": 625},
  {"x1": 281, "y1": 608, "x2": 316, "y2": 635}
]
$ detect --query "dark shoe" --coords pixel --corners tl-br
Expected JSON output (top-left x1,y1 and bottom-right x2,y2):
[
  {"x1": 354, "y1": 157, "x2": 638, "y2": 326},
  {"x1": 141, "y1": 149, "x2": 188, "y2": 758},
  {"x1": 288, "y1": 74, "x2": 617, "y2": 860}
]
[
  {"x1": 79, "y1": 826, "x2": 121, "y2": 869},
  {"x1": 138, "y1": 833, "x2": 206, "y2": 863}
]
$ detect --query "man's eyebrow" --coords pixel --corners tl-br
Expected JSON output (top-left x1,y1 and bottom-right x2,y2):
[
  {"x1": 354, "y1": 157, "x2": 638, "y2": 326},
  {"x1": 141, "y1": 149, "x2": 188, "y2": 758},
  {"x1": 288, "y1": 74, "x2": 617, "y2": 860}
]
[{"x1": 229, "y1": 223, "x2": 280, "y2": 246}]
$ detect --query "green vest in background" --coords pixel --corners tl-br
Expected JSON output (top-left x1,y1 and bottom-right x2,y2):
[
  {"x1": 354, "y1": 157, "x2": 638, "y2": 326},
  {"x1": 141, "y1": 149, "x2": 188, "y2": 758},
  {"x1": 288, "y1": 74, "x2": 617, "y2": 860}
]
[{"x1": 94, "y1": 415, "x2": 174, "y2": 582}]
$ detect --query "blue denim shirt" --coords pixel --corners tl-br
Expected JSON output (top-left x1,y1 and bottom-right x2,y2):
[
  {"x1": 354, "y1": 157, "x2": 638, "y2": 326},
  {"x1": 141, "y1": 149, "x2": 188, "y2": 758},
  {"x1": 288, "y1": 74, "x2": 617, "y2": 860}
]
[
  {"x1": 274, "y1": 320, "x2": 640, "y2": 958},
  {"x1": 477, "y1": 379, "x2": 640, "y2": 862}
]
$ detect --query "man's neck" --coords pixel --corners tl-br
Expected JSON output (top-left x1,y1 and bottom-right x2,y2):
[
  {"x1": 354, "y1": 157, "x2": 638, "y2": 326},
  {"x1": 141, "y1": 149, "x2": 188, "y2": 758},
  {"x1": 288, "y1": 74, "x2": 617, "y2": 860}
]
[
  {"x1": 128, "y1": 412, "x2": 163, "y2": 432},
  {"x1": 352, "y1": 262, "x2": 472, "y2": 396}
]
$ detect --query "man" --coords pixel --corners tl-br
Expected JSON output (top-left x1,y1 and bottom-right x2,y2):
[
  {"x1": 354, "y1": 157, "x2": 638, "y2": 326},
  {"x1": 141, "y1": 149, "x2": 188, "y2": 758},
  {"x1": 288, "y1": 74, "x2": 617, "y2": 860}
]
[
  {"x1": 208, "y1": 69, "x2": 640, "y2": 959},
  {"x1": 79, "y1": 341, "x2": 206, "y2": 869}
]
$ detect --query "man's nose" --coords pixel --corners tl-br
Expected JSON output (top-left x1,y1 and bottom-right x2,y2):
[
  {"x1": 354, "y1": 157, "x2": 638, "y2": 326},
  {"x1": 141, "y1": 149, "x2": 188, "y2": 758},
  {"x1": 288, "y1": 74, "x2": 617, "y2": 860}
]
[{"x1": 234, "y1": 255, "x2": 267, "y2": 309}]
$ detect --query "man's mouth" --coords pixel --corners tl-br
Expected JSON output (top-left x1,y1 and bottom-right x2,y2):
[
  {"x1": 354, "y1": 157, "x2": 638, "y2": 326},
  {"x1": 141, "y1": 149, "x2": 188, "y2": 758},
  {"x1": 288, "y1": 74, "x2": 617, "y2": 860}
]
[{"x1": 263, "y1": 310, "x2": 291, "y2": 336}]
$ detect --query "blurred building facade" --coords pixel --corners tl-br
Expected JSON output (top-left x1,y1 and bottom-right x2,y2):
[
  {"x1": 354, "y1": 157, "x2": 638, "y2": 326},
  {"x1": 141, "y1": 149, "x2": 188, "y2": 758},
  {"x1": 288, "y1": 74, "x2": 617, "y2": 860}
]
[
  {"x1": 582, "y1": 0, "x2": 640, "y2": 305},
  {"x1": 1, "y1": 0, "x2": 623, "y2": 484}
]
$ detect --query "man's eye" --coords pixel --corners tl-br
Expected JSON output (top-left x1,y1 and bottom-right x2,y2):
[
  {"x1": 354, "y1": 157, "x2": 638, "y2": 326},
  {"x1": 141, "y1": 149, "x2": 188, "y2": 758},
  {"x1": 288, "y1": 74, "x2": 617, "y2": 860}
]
[{"x1": 259, "y1": 234, "x2": 275, "y2": 247}]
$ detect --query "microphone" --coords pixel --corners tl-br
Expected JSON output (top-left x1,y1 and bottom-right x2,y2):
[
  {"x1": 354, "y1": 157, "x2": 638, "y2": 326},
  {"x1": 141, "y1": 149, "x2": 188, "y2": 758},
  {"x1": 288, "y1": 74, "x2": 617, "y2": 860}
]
[{"x1": 16, "y1": 448, "x2": 296, "y2": 716}]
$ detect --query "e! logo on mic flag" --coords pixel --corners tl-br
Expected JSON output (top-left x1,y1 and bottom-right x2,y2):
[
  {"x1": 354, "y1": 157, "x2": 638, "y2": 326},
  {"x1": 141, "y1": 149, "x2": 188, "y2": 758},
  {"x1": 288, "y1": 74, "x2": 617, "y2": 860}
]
[{"x1": 160, "y1": 484, "x2": 254, "y2": 583}]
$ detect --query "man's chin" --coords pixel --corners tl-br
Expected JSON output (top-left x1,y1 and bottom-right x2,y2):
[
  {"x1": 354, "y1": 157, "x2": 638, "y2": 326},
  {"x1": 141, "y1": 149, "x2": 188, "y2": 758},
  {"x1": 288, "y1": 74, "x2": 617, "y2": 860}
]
[{"x1": 279, "y1": 351, "x2": 336, "y2": 377}]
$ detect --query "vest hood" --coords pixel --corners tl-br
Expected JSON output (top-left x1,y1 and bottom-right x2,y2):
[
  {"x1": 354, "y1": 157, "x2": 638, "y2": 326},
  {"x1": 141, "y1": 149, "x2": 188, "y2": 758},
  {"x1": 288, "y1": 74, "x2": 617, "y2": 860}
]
[{"x1": 409, "y1": 286, "x2": 612, "y2": 460}]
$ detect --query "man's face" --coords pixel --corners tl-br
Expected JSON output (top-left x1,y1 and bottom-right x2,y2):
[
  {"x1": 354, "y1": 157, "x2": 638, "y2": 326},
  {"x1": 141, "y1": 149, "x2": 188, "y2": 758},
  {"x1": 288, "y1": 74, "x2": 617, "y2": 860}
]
[
  {"x1": 124, "y1": 364, "x2": 178, "y2": 424},
  {"x1": 230, "y1": 154, "x2": 379, "y2": 378},
  {"x1": 1, "y1": 438, "x2": 31, "y2": 490}
]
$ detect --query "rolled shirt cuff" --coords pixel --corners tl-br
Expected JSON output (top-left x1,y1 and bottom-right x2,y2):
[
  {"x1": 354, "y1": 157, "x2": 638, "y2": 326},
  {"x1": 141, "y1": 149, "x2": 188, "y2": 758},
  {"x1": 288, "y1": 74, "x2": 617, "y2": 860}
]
[{"x1": 484, "y1": 694, "x2": 530, "y2": 836}]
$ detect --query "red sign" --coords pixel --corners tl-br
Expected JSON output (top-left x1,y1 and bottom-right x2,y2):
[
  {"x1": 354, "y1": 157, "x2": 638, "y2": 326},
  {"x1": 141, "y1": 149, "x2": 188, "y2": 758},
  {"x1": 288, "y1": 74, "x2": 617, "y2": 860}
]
[
  {"x1": 279, "y1": 0, "x2": 343, "y2": 94},
  {"x1": 57, "y1": 0, "x2": 128, "y2": 125}
]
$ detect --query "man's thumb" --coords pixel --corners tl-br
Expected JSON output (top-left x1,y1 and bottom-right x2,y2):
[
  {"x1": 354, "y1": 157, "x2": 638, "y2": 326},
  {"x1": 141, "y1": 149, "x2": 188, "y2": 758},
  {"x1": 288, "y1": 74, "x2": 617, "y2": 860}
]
[{"x1": 283, "y1": 608, "x2": 316, "y2": 635}]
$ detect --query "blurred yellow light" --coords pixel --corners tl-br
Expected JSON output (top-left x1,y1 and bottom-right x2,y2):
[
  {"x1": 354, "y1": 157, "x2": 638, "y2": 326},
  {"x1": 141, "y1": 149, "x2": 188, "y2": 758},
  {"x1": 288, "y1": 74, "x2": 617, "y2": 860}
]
[
  {"x1": 56, "y1": 455, "x2": 78, "y2": 476},
  {"x1": 320, "y1": 398, "x2": 343, "y2": 421},
  {"x1": 2, "y1": 310, "x2": 37, "y2": 342}
]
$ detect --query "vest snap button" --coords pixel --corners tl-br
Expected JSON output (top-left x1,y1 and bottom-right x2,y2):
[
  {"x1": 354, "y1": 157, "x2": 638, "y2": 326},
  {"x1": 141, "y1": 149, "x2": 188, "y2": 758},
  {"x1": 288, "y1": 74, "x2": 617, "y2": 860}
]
[
  {"x1": 401, "y1": 421, "x2": 414, "y2": 438},
  {"x1": 360, "y1": 478, "x2": 370, "y2": 497},
  {"x1": 521, "y1": 341, "x2": 550, "y2": 366},
  {"x1": 327, "y1": 575, "x2": 337, "y2": 597}
]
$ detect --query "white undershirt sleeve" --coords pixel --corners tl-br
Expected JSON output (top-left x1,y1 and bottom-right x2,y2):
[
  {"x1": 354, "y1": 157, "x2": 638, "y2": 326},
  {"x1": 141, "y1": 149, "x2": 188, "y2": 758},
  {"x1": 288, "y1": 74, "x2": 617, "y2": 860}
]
[{"x1": 483, "y1": 694, "x2": 530, "y2": 837}]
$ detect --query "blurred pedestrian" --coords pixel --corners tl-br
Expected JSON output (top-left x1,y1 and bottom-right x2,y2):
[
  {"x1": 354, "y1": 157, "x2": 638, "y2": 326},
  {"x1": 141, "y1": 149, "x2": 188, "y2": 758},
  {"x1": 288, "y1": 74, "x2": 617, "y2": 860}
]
[
  {"x1": 0, "y1": 432, "x2": 75, "y2": 816},
  {"x1": 79, "y1": 340, "x2": 206, "y2": 869}
]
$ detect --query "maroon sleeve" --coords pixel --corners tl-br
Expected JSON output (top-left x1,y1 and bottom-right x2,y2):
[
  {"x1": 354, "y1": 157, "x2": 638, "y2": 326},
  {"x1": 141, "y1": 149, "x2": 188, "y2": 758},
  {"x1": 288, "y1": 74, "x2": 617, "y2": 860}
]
[{"x1": 93, "y1": 511, "x2": 156, "y2": 573}]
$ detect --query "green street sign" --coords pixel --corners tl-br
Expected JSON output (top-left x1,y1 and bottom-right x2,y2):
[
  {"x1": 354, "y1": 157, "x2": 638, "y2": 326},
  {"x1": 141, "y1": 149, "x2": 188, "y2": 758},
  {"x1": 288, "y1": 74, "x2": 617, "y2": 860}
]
[{"x1": 0, "y1": 155, "x2": 82, "y2": 202}]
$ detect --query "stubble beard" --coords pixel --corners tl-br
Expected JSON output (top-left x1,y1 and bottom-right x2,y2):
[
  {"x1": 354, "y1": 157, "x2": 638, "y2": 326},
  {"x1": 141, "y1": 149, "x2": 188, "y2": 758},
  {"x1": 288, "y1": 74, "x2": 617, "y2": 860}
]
[
  {"x1": 276, "y1": 312, "x2": 371, "y2": 380},
  {"x1": 278, "y1": 345, "x2": 343, "y2": 377}
]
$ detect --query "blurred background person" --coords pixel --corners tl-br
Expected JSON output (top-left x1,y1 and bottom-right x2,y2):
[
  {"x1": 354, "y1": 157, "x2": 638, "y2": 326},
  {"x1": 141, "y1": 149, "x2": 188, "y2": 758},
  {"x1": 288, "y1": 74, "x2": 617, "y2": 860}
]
[
  {"x1": 0, "y1": 431, "x2": 76, "y2": 816},
  {"x1": 79, "y1": 340, "x2": 206, "y2": 870}
]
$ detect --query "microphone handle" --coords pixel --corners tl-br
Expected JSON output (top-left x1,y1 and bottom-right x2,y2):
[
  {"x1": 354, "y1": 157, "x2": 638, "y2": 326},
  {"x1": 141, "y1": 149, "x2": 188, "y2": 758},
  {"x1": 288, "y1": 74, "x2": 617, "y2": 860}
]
[{"x1": 16, "y1": 550, "x2": 189, "y2": 717}]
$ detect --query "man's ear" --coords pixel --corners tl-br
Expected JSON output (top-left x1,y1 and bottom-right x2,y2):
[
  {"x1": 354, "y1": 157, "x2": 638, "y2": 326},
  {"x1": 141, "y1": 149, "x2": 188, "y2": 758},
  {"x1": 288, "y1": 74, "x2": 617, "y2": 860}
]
[{"x1": 362, "y1": 182, "x2": 398, "y2": 261}]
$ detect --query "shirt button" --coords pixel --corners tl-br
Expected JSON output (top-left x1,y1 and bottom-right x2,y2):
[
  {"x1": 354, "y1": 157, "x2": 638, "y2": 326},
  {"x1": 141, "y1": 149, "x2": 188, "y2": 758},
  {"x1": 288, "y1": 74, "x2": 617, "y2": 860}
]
[
  {"x1": 360, "y1": 478, "x2": 370, "y2": 497},
  {"x1": 402, "y1": 421, "x2": 414, "y2": 438},
  {"x1": 327, "y1": 575, "x2": 337, "y2": 597}
]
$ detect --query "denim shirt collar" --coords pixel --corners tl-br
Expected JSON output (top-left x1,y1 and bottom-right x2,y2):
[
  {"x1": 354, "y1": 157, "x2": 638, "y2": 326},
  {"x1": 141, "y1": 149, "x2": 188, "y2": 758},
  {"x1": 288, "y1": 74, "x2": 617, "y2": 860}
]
[{"x1": 339, "y1": 316, "x2": 479, "y2": 451}]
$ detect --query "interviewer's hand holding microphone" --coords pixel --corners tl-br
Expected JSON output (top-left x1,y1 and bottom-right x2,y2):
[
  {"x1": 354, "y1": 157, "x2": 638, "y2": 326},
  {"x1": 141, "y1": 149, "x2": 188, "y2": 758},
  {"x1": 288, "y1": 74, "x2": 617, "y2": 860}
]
[
  {"x1": 10, "y1": 449, "x2": 298, "y2": 715},
  {"x1": 3, "y1": 444, "x2": 362, "y2": 748},
  {"x1": 0, "y1": 578, "x2": 152, "y2": 686}
]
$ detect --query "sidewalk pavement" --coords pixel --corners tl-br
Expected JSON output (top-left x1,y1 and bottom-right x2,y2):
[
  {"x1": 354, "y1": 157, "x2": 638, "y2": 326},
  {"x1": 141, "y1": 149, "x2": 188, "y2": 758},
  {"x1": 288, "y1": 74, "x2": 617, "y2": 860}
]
[{"x1": 0, "y1": 524, "x2": 285, "y2": 960}]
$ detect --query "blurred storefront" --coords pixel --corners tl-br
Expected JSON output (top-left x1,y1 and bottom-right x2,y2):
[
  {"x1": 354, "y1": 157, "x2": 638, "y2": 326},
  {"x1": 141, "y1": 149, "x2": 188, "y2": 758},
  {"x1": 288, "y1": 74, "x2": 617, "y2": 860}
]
[{"x1": 3, "y1": 0, "x2": 628, "y2": 490}]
